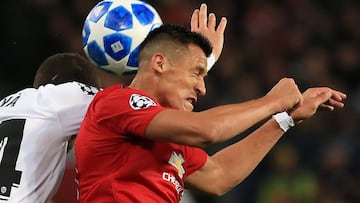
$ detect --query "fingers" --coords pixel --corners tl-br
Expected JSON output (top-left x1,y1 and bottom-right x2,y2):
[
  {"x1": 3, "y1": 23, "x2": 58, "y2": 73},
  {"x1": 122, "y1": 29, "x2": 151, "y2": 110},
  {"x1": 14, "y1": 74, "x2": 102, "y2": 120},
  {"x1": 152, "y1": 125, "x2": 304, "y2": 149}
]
[
  {"x1": 189, "y1": 3, "x2": 227, "y2": 62},
  {"x1": 288, "y1": 86, "x2": 345, "y2": 122},
  {"x1": 208, "y1": 13, "x2": 216, "y2": 30},
  {"x1": 331, "y1": 90, "x2": 347, "y2": 101},
  {"x1": 320, "y1": 103, "x2": 334, "y2": 111},
  {"x1": 216, "y1": 17, "x2": 227, "y2": 34},
  {"x1": 290, "y1": 91, "x2": 331, "y2": 121},
  {"x1": 308, "y1": 89, "x2": 345, "y2": 112},
  {"x1": 190, "y1": 9, "x2": 199, "y2": 31},
  {"x1": 191, "y1": 3, "x2": 227, "y2": 33},
  {"x1": 199, "y1": 3, "x2": 208, "y2": 30},
  {"x1": 321, "y1": 89, "x2": 346, "y2": 109},
  {"x1": 322, "y1": 97, "x2": 345, "y2": 109},
  {"x1": 190, "y1": 3, "x2": 207, "y2": 32}
]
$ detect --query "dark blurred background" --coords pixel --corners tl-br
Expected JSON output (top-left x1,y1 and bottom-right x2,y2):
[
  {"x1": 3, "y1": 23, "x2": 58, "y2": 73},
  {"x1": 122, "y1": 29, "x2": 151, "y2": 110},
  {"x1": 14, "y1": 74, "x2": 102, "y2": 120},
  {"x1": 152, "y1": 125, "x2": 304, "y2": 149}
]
[{"x1": 1, "y1": 0, "x2": 359, "y2": 203}]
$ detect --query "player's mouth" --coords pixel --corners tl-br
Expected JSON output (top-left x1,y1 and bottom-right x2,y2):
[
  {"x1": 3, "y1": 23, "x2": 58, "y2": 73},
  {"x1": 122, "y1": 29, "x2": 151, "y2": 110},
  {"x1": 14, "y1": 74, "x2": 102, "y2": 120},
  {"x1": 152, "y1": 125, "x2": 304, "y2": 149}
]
[{"x1": 187, "y1": 97, "x2": 197, "y2": 105}]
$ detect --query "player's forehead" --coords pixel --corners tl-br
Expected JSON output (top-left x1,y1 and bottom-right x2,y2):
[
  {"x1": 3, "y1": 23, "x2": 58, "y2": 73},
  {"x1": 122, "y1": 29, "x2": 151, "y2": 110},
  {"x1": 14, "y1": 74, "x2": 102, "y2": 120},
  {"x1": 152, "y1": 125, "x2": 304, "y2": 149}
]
[{"x1": 187, "y1": 44, "x2": 208, "y2": 67}]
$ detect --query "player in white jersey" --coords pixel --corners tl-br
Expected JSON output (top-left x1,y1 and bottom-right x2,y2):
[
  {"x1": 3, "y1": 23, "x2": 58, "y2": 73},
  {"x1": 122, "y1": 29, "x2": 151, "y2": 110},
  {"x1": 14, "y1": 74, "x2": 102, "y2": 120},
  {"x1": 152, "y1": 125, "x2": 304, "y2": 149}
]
[
  {"x1": 0, "y1": 82, "x2": 97, "y2": 202},
  {"x1": 0, "y1": 53, "x2": 124, "y2": 202}
]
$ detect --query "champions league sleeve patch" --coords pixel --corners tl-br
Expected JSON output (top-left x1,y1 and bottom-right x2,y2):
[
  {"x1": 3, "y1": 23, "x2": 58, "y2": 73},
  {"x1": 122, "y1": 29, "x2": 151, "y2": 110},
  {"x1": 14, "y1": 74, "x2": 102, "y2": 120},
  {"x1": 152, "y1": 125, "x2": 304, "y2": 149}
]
[{"x1": 129, "y1": 94, "x2": 156, "y2": 110}]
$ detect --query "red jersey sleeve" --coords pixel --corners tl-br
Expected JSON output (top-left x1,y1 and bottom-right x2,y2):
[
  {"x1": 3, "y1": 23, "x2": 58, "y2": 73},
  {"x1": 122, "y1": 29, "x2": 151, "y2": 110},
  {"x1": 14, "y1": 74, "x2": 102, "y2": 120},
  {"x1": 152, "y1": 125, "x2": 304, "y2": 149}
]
[
  {"x1": 92, "y1": 85, "x2": 166, "y2": 137},
  {"x1": 183, "y1": 146, "x2": 208, "y2": 178}
]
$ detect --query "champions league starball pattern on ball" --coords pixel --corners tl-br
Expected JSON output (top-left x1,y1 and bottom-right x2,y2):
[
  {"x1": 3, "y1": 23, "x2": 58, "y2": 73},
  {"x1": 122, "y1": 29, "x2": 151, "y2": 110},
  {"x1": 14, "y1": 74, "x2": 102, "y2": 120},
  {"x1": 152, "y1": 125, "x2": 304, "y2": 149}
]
[{"x1": 82, "y1": 0, "x2": 163, "y2": 76}]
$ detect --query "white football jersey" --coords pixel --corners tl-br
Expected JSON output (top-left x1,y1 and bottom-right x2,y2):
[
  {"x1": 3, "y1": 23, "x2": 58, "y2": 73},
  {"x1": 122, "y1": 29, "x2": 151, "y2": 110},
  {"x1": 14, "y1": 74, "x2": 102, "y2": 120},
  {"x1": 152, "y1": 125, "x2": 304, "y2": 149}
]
[{"x1": 0, "y1": 82, "x2": 98, "y2": 202}]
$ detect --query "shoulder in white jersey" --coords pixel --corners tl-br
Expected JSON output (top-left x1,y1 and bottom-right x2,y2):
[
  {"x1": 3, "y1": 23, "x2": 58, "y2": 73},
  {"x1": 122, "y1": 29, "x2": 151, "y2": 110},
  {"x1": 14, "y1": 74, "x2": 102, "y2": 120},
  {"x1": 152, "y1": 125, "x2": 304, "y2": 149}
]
[{"x1": 0, "y1": 82, "x2": 98, "y2": 202}]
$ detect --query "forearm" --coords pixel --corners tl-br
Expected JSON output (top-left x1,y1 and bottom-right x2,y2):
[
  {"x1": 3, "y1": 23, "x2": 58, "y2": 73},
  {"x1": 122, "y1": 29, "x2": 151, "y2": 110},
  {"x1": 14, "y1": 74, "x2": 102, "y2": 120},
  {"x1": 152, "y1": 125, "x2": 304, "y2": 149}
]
[
  {"x1": 209, "y1": 118, "x2": 284, "y2": 194},
  {"x1": 147, "y1": 95, "x2": 282, "y2": 147},
  {"x1": 199, "y1": 96, "x2": 281, "y2": 143}
]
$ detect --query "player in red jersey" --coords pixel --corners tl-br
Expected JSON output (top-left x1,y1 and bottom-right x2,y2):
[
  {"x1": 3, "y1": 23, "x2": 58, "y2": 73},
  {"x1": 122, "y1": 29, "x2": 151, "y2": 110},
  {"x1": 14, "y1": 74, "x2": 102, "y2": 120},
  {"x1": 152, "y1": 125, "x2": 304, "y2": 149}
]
[
  {"x1": 75, "y1": 23, "x2": 346, "y2": 203},
  {"x1": 0, "y1": 4, "x2": 225, "y2": 202}
]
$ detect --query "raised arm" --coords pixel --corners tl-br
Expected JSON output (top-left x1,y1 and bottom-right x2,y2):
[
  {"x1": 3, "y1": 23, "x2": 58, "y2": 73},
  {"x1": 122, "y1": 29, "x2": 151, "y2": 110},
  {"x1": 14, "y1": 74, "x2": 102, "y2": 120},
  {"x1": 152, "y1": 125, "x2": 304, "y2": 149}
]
[
  {"x1": 145, "y1": 78, "x2": 302, "y2": 148},
  {"x1": 191, "y1": 3, "x2": 227, "y2": 62},
  {"x1": 184, "y1": 87, "x2": 346, "y2": 195}
]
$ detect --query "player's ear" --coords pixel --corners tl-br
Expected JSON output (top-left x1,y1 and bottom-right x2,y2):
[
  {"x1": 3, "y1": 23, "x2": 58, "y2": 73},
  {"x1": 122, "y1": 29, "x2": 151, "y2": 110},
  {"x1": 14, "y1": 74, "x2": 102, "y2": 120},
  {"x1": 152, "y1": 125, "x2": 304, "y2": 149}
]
[{"x1": 151, "y1": 53, "x2": 166, "y2": 73}]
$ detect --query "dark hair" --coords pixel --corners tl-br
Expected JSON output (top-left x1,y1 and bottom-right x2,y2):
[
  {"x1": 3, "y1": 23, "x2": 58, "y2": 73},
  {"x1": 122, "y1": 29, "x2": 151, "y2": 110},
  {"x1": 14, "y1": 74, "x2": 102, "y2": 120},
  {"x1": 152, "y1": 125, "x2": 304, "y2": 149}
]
[
  {"x1": 33, "y1": 53, "x2": 100, "y2": 88},
  {"x1": 139, "y1": 24, "x2": 213, "y2": 58}
]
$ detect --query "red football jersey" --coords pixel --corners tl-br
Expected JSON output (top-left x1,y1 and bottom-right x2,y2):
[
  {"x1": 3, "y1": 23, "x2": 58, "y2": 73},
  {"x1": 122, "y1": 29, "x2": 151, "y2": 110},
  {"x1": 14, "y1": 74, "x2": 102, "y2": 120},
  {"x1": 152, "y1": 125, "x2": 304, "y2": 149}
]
[{"x1": 75, "y1": 84, "x2": 208, "y2": 203}]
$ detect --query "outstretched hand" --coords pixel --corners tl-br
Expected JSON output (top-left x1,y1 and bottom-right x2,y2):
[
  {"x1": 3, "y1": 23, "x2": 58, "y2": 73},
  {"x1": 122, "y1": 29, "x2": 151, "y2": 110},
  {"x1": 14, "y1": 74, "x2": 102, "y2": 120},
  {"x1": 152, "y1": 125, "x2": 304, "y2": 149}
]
[
  {"x1": 190, "y1": 3, "x2": 227, "y2": 61},
  {"x1": 289, "y1": 87, "x2": 346, "y2": 124}
]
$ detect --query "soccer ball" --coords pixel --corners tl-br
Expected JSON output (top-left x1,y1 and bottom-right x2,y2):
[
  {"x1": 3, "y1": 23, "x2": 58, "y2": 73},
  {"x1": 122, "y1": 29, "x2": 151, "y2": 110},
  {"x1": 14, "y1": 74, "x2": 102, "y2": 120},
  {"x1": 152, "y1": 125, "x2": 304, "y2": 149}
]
[{"x1": 82, "y1": 0, "x2": 163, "y2": 76}]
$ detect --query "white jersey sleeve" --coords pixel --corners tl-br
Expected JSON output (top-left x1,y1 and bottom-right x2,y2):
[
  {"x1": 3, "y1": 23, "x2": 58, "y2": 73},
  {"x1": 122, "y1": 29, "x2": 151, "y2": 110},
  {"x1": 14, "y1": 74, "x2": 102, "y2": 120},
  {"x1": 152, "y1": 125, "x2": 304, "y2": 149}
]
[
  {"x1": 0, "y1": 81, "x2": 98, "y2": 202},
  {"x1": 36, "y1": 82, "x2": 99, "y2": 141}
]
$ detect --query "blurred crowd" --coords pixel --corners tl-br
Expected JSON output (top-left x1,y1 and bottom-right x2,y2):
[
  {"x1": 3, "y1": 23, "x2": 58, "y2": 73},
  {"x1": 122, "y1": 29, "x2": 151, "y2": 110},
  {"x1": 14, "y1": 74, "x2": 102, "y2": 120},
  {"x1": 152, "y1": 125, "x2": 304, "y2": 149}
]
[{"x1": 1, "y1": 0, "x2": 359, "y2": 203}]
